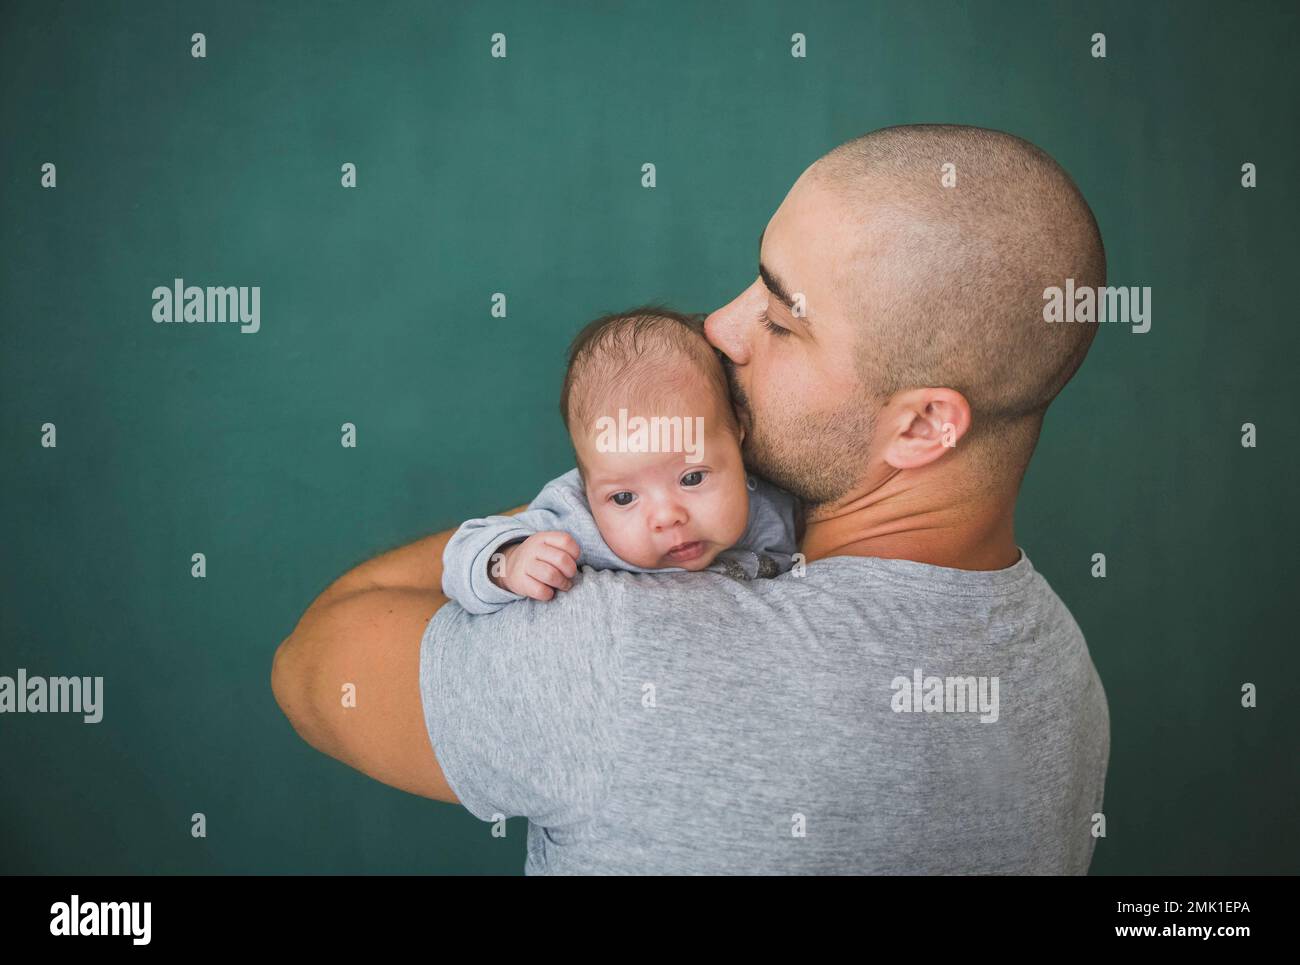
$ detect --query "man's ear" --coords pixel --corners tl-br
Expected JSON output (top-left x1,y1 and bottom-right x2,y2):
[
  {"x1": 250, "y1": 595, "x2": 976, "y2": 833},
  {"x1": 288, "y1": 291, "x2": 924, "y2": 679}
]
[{"x1": 880, "y1": 388, "x2": 971, "y2": 471}]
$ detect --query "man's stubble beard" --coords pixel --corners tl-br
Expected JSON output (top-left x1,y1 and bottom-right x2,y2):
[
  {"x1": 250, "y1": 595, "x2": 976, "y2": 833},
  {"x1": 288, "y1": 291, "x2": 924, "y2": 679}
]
[{"x1": 723, "y1": 358, "x2": 876, "y2": 509}]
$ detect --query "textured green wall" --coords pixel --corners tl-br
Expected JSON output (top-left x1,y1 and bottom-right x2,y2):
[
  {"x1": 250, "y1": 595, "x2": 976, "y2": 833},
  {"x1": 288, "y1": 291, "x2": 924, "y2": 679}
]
[{"x1": 2, "y1": 0, "x2": 1295, "y2": 874}]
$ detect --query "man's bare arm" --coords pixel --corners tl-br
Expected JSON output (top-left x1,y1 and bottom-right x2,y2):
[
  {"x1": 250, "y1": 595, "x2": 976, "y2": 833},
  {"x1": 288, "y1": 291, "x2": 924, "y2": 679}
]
[{"x1": 270, "y1": 506, "x2": 527, "y2": 802}]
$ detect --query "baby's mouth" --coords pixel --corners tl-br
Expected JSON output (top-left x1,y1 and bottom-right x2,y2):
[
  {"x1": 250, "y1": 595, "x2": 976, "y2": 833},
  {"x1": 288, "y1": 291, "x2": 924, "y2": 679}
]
[{"x1": 665, "y1": 541, "x2": 707, "y2": 563}]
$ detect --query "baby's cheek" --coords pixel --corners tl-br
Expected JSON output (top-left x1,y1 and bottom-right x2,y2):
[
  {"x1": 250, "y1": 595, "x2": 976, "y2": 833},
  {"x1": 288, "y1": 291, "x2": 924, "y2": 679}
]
[
  {"x1": 715, "y1": 482, "x2": 751, "y2": 546},
  {"x1": 728, "y1": 501, "x2": 751, "y2": 544},
  {"x1": 597, "y1": 509, "x2": 646, "y2": 563}
]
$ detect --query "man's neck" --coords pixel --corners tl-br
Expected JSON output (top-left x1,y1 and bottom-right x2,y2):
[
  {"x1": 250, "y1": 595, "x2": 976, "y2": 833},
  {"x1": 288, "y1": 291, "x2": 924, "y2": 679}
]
[{"x1": 799, "y1": 462, "x2": 1022, "y2": 571}]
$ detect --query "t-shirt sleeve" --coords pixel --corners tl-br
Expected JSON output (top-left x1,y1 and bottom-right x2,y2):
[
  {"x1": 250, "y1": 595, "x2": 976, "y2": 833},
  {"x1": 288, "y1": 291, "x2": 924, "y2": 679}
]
[{"x1": 418, "y1": 566, "x2": 624, "y2": 827}]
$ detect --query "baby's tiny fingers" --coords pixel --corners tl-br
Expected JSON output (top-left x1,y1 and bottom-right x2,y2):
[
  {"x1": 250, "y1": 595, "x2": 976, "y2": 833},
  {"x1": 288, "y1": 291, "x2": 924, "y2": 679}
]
[
  {"x1": 541, "y1": 531, "x2": 581, "y2": 560},
  {"x1": 537, "y1": 545, "x2": 578, "y2": 579},
  {"x1": 528, "y1": 558, "x2": 573, "y2": 591},
  {"x1": 518, "y1": 574, "x2": 556, "y2": 602}
]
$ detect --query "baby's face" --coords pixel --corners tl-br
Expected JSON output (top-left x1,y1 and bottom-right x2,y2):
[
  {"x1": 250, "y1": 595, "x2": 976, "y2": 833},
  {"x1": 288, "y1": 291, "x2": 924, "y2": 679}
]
[{"x1": 575, "y1": 399, "x2": 750, "y2": 571}]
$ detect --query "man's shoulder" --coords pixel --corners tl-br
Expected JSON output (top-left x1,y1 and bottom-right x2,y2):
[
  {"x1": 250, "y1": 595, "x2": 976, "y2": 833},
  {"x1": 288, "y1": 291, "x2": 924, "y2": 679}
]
[
  {"x1": 440, "y1": 560, "x2": 840, "y2": 646},
  {"x1": 563, "y1": 564, "x2": 813, "y2": 625}
]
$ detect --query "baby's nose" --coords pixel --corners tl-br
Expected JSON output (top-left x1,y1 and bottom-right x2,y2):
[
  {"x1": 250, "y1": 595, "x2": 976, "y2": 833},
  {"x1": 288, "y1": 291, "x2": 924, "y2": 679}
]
[{"x1": 650, "y1": 500, "x2": 687, "y2": 531}]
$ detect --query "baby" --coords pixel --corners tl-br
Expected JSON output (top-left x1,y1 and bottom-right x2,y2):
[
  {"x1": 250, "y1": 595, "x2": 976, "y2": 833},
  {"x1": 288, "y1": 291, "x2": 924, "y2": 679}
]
[{"x1": 441, "y1": 307, "x2": 800, "y2": 614}]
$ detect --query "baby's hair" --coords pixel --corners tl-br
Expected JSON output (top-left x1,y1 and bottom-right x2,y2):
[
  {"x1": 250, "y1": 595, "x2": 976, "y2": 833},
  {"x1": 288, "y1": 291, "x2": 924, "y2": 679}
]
[{"x1": 559, "y1": 305, "x2": 739, "y2": 442}]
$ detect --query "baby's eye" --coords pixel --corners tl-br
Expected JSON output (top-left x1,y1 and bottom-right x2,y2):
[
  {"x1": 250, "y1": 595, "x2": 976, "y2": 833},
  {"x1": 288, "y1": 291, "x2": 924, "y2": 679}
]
[
  {"x1": 610, "y1": 491, "x2": 636, "y2": 506},
  {"x1": 681, "y1": 470, "x2": 707, "y2": 487}
]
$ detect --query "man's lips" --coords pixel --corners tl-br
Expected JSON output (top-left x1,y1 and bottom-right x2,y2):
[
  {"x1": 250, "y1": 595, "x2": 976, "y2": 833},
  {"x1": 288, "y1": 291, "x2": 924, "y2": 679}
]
[{"x1": 665, "y1": 541, "x2": 706, "y2": 563}]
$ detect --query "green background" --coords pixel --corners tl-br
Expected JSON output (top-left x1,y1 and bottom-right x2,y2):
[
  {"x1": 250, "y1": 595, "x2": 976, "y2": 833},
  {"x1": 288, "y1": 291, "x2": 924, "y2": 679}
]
[{"x1": 2, "y1": 0, "x2": 1295, "y2": 874}]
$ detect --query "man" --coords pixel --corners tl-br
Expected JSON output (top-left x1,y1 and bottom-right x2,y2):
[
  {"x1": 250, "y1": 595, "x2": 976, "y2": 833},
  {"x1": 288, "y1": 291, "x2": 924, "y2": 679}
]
[{"x1": 272, "y1": 124, "x2": 1110, "y2": 874}]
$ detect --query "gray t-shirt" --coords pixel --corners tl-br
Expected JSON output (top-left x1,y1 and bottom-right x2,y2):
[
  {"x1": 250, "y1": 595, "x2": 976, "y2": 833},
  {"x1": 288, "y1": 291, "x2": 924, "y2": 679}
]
[{"x1": 419, "y1": 548, "x2": 1110, "y2": 874}]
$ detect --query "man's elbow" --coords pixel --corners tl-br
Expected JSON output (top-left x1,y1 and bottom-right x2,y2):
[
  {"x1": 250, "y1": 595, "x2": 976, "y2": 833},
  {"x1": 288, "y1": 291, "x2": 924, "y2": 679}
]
[{"x1": 271, "y1": 635, "x2": 326, "y2": 749}]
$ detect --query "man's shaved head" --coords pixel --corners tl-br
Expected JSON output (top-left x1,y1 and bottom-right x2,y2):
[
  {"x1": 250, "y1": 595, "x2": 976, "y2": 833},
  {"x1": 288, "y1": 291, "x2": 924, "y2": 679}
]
[
  {"x1": 706, "y1": 124, "x2": 1107, "y2": 508},
  {"x1": 812, "y1": 124, "x2": 1106, "y2": 466}
]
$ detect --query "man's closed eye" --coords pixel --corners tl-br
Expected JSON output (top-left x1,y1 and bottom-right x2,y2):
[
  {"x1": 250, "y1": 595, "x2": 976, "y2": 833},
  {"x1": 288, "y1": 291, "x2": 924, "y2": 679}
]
[{"x1": 762, "y1": 313, "x2": 792, "y2": 337}]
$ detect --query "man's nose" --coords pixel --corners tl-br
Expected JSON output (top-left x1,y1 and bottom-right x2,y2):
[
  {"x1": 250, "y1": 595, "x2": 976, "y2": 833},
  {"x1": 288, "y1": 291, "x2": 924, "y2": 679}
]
[{"x1": 703, "y1": 279, "x2": 762, "y2": 365}]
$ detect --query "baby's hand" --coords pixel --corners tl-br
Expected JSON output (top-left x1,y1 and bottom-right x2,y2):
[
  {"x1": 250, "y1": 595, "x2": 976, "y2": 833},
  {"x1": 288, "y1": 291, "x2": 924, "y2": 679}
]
[{"x1": 492, "y1": 531, "x2": 580, "y2": 601}]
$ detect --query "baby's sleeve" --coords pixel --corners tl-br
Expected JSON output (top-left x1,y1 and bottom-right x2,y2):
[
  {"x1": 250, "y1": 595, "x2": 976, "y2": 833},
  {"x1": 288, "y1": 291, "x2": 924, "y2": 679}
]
[
  {"x1": 440, "y1": 468, "x2": 597, "y2": 614},
  {"x1": 729, "y1": 474, "x2": 801, "y2": 575}
]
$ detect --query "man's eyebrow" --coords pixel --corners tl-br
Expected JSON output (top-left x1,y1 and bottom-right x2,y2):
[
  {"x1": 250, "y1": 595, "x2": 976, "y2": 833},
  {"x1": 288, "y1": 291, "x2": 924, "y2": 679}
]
[{"x1": 757, "y1": 227, "x2": 812, "y2": 329}]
